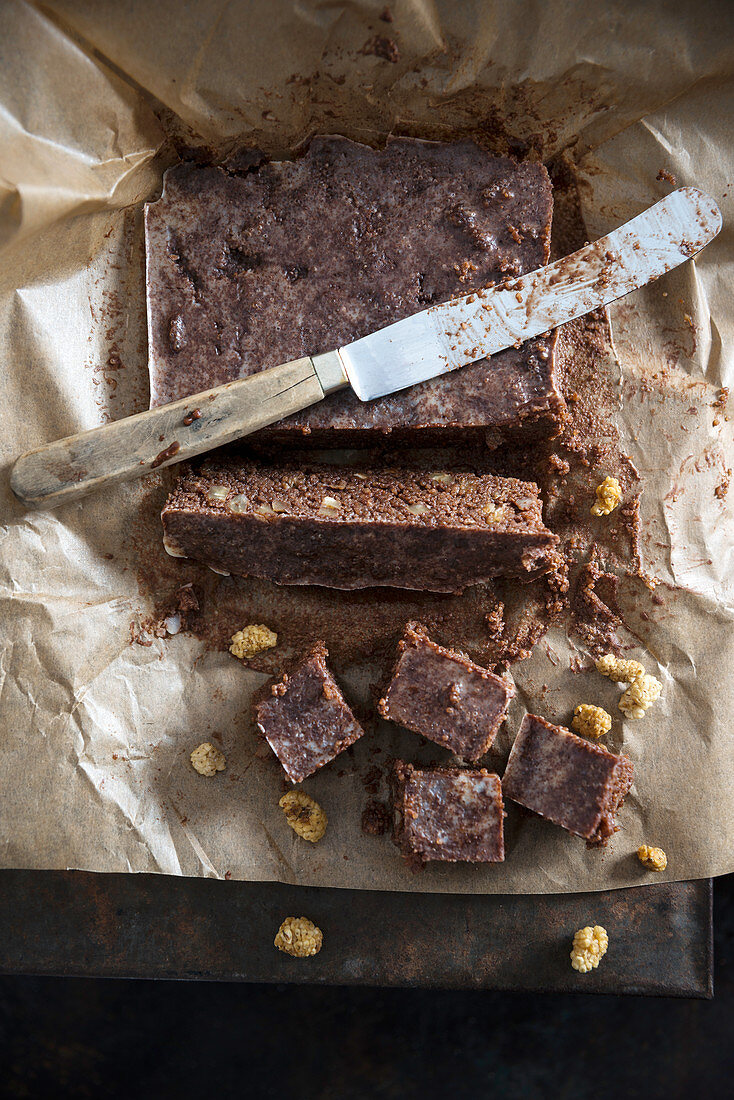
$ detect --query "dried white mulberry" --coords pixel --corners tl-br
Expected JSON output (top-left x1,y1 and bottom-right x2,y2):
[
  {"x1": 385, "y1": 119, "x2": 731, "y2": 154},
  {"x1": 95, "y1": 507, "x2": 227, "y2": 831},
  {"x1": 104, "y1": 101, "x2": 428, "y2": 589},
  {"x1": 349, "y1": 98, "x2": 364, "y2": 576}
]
[
  {"x1": 279, "y1": 791, "x2": 328, "y2": 842},
  {"x1": 572, "y1": 704, "x2": 612, "y2": 739},
  {"x1": 595, "y1": 653, "x2": 646, "y2": 683},
  {"x1": 619, "y1": 674, "x2": 662, "y2": 719},
  {"x1": 274, "y1": 917, "x2": 323, "y2": 957},
  {"x1": 190, "y1": 742, "x2": 226, "y2": 777},
  {"x1": 230, "y1": 624, "x2": 277, "y2": 660},
  {"x1": 571, "y1": 925, "x2": 609, "y2": 973},
  {"x1": 638, "y1": 845, "x2": 667, "y2": 871},
  {"x1": 591, "y1": 476, "x2": 622, "y2": 516}
]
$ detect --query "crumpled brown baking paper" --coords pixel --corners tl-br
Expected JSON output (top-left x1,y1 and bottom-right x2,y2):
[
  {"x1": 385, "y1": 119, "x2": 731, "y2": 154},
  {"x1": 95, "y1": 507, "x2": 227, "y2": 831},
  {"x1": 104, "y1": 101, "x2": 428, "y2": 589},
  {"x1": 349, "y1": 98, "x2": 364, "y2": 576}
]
[{"x1": 1, "y1": 0, "x2": 733, "y2": 892}]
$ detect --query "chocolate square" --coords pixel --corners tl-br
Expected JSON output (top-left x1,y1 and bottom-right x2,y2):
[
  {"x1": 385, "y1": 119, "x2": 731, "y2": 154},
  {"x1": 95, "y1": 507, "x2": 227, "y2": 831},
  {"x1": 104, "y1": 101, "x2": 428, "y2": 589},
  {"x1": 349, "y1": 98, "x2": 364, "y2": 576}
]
[
  {"x1": 392, "y1": 761, "x2": 505, "y2": 866},
  {"x1": 502, "y1": 713, "x2": 634, "y2": 845},
  {"x1": 254, "y1": 644, "x2": 364, "y2": 783},
  {"x1": 378, "y1": 623, "x2": 514, "y2": 760}
]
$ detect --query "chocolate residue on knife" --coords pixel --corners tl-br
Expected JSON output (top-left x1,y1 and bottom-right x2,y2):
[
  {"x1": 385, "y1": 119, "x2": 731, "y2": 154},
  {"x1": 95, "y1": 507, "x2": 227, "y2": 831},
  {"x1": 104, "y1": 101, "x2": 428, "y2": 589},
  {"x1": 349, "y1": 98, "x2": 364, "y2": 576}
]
[{"x1": 151, "y1": 441, "x2": 180, "y2": 468}]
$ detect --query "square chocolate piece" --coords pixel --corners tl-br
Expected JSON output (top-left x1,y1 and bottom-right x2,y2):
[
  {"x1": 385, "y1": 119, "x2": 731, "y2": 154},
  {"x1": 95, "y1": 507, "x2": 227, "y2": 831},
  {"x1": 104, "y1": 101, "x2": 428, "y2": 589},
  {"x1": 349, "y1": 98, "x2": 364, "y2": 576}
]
[
  {"x1": 253, "y1": 644, "x2": 364, "y2": 783},
  {"x1": 145, "y1": 136, "x2": 564, "y2": 446},
  {"x1": 502, "y1": 713, "x2": 634, "y2": 845},
  {"x1": 392, "y1": 761, "x2": 505, "y2": 867},
  {"x1": 378, "y1": 623, "x2": 514, "y2": 760}
]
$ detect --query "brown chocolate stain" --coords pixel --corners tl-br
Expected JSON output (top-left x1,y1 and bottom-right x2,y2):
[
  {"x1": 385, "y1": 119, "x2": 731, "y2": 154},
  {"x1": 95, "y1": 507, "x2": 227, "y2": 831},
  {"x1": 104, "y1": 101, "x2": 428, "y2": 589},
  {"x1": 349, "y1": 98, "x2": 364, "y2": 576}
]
[{"x1": 151, "y1": 441, "x2": 181, "y2": 468}]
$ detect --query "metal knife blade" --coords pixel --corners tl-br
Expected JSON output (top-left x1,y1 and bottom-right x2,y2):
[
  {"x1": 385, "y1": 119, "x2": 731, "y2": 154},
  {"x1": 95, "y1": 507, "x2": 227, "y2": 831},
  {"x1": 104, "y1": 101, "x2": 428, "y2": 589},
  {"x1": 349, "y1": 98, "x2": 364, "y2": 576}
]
[{"x1": 339, "y1": 186, "x2": 722, "y2": 402}]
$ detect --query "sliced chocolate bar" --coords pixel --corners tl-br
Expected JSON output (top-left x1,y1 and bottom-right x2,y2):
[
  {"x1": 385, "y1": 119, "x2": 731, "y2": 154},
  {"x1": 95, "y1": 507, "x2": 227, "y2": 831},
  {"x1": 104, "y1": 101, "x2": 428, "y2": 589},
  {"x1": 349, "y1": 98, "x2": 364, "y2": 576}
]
[{"x1": 162, "y1": 458, "x2": 559, "y2": 593}]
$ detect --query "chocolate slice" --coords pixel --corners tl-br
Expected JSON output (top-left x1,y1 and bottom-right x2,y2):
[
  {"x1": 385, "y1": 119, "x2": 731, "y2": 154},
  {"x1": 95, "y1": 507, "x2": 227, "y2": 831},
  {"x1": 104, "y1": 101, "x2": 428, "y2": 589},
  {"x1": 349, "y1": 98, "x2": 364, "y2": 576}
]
[
  {"x1": 502, "y1": 713, "x2": 634, "y2": 846},
  {"x1": 145, "y1": 136, "x2": 565, "y2": 445},
  {"x1": 253, "y1": 643, "x2": 364, "y2": 783},
  {"x1": 378, "y1": 623, "x2": 514, "y2": 760},
  {"x1": 392, "y1": 760, "x2": 505, "y2": 867},
  {"x1": 161, "y1": 457, "x2": 559, "y2": 593}
]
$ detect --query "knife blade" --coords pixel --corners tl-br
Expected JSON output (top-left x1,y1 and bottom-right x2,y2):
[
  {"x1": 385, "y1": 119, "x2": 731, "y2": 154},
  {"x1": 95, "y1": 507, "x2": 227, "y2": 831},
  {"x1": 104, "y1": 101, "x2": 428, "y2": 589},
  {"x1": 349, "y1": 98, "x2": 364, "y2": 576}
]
[
  {"x1": 340, "y1": 186, "x2": 722, "y2": 400},
  {"x1": 10, "y1": 186, "x2": 721, "y2": 509}
]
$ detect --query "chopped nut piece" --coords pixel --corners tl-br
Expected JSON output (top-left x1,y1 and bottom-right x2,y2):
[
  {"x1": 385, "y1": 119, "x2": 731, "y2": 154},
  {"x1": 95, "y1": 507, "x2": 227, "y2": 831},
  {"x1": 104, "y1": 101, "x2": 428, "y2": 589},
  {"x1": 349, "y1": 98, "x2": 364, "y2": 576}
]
[
  {"x1": 228, "y1": 493, "x2": 249, "y2": 513},
  {"x1": 619, "y1": 673, "x2": 662, "y2": 719},
  {"x1": 205, "y1": 484, "x2": 230, "y2": 503},
  {"x1": 190, "y1": 742, "x2": 226, "y2": 777},
  {"x1": 595, "y1": 653, "x2": 646, "y2": 683},
  {"x1": 430, "y1": 472, "x2": 454, "y2": 485},
  {"x1": 572, "y1": 703, "x2": 612, "y2": 739},
  {"x1": 591, "y1": 475, "x2": 622, "y2": 516},
  {"x1": 483, "y1": 502, "x2": 506, "y2": 522},
  {"x1": 570, "y1": 925, "x2": 609, "y2": 973},
  {"x1": 638, "y1": 844, "x2": 668, "y2": 871},
  {"x1": 406, "y1": 502, "x2": 429, "y2": 516},
  {"x1": 163, "y1": 535, "x2": 187, "y2": 558},
  {"x1": 230, "y1": 624, "x2": 278, "y2": 660},
  {"x1": 319, "y1": 495, "x2": 342, "y2": 514},
  {"x1": 279, "y1": 790, "x2": 328, "y2": 842},
  {"x1": 274, "y1": 916, "x2": 323, "y2": 957}
]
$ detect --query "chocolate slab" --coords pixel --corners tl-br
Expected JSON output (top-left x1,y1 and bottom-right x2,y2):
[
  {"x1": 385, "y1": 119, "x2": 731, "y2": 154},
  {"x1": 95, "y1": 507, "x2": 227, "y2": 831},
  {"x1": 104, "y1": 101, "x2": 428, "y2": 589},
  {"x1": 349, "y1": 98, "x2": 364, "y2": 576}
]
[
  {"x1": 392, "y1": 761, "x2": 505, "y2": 867},
  {"x1": 378, "y1": 623, "x2": 514, "y2": 760},
  {"x1": 502, "y1": 713, "x2": 634, "y2": 845},
  {"x1": 253, "y1": 643, "x2": 364, "y2": 783},
  {"x1": 161, "y1": 457, "x2": 559, "y2": 593},
  {"x1": 145, "y1": 136, "x2": 565, "y2": 445}
]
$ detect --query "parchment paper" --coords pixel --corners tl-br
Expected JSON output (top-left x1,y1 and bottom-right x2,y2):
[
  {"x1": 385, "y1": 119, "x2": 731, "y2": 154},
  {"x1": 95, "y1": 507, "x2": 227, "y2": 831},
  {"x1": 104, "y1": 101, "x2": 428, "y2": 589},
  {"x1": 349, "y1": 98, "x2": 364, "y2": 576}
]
[{"x1": 1, "y1": 0, "x2": 733, "y2": 892}]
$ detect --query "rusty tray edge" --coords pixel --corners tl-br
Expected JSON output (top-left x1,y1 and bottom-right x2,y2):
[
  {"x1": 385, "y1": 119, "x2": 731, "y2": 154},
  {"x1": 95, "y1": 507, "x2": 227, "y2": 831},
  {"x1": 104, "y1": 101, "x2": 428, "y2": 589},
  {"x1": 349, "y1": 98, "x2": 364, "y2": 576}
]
[{"x1": 0, "y1": 871, "x2": 713, "y2": 998}]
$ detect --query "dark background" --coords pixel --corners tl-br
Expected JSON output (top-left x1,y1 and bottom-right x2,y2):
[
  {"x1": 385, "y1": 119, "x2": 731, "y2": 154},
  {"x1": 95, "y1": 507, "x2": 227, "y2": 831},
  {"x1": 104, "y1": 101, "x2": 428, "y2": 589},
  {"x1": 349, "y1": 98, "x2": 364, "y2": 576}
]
[{"x1": 0, "y1": 874, "x2": 732, "y2": 1099}]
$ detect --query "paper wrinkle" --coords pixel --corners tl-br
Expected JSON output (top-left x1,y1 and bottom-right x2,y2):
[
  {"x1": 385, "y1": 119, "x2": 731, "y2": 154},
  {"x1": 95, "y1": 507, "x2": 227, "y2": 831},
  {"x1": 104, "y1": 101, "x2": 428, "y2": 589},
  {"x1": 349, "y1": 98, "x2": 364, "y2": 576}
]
[
  {"x1": 1, "y1": 3, "x2": 162, "y2": 253},
  {"x1": 1, "y1": 0, "x2": 733, "y2": 892}
]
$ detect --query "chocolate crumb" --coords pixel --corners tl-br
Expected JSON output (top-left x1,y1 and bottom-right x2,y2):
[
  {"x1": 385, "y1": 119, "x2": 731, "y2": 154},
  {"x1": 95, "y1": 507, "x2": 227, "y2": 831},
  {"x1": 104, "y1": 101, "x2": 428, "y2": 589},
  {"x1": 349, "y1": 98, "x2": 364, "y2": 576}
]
[
  {"x1": 361, "y1": 34, "x2": 400, "y2": 62},
  {"x1": 176, "y1": 582, "x2": 200, "y2": 612},
  {"x1": 183, "y1": 408, "x2": 202, "y2": 426},
  {"x1": 361, "y1": 799, "x2": 390, "y2": 836},
  {"x1": 548, "y1": 453, "x2": 570, "y2": 476},
  {"x1": 656, "y1": 168, "x2": 677, "y2": 185},
  {"x1": 361, "y1": 765, "x2": 383, "y2": 795},
  {"x1": 715, "y1": 470, "x2": 731, "y2": 500},
  {"x1": 571, "y1": 552, "x2": 623, "y2": 658}
]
